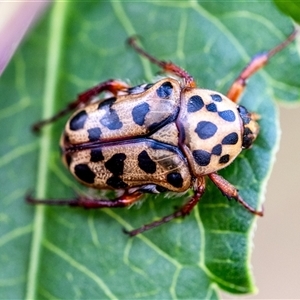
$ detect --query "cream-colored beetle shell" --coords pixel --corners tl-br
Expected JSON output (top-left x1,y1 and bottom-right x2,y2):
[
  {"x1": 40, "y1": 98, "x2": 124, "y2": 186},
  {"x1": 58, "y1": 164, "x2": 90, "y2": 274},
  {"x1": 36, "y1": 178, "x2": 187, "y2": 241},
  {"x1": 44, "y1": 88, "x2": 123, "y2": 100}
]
[{"x1": 61, "y1": 78, "x2": 249, "y2": 192}]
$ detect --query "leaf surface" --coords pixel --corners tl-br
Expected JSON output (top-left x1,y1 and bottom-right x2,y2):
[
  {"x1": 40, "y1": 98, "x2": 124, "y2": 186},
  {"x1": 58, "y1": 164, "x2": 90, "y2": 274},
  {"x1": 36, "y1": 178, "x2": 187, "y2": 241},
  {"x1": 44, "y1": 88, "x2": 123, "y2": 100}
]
[
  {"x1": 0, "y1": 2, "x2": 299, "y2": 299},
  {"x1": 274, "y1": 0, "x2": 300, "y2": 24}
]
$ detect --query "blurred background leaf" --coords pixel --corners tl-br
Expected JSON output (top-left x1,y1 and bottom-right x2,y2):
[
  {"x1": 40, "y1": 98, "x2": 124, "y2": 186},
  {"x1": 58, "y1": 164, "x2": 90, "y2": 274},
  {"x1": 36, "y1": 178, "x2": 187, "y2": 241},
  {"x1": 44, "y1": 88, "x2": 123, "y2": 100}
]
[{"x1": 274, "y1": 0, "x2": 300, "y2": 24}]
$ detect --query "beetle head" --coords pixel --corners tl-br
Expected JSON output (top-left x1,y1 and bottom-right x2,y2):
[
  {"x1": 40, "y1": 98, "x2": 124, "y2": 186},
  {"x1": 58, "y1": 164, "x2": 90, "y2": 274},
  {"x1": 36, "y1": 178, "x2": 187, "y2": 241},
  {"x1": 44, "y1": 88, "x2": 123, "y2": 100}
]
[{"x1": 237, "y1": 106, "x2": 260, "y2": 149}]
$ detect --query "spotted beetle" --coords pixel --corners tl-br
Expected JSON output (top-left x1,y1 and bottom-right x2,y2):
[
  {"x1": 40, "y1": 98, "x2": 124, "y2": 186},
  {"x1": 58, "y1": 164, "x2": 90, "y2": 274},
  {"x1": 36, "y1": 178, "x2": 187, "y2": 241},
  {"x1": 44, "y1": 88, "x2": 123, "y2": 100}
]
[{"x1": 28, "y1": 30, "x2": 298, "y2": 236}]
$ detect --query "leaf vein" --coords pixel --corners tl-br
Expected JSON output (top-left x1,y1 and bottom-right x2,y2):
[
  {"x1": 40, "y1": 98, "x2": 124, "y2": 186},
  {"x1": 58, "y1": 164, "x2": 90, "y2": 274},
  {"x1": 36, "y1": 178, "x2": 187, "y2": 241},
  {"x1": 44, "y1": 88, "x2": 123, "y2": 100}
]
[{"x1": 43, "y1": 239, "x2": 118, "y2": 300}]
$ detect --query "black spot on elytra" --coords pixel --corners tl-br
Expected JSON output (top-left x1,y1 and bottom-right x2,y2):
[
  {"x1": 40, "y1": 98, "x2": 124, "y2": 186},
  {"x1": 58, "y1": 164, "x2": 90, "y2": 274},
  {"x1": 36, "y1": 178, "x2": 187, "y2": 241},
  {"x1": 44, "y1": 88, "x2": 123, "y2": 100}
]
[
  {"x1": 219, "y1": 154, "x2": 230, "y2": 164},
  {"x1": 105, "y1": 153, "x2": 126, "y2": 175},
  {"x1": 97, "y1": 97, "x2": 117, "y2": 110},
  {"x1": 187, "y1": 95, "x2": 204, "y2": 113},
  {"x1": 211, "y1": 144, "x2": 222, "y2": 156},
  {"x1": 218, "y1": 110, "x2": 236, "y2": 122},
  {"x1": 211, "y1": 94, "x2": 222, "y2": 102},
  {"x1": 132, "y1": 102, "x2": 150, "y2": 126},
  {"x1": 74, "y1": 164, "x2": 95, "y2": 184},
  {"x1": 98, "y1": 97, "x2": 122, "y2": 130},
  {"x1": 167, "y1": 172, "x2": 183, "y2": 188},
  {"x1": 90, "y1": 149, "x2": 104, "y2": 162},
  {"x1": 195, "y1": 121, "x2": 217, "y2": 139},
  {"x1": 156, "y1": 81, "x2": 173, "y2": 99},
  {"x1": 100, "y1": 110, "x2": 123, "y2": 130},
  {"x1": 106, "y1": 176, "x2": 128, "y2": 189},
  {"x1": 87, "y1": 127, "x2": 101, "y2": 142},
  {"x1": 206, "y1": 103, "x2": 217, "y2": 112},
  {"x1": 222, "y1": 132, "x2": 239, "y2": 145},
  {"x1": 192, "y1": 150, "x2": 211, "y2": 166},
  {"x1": 138, "y1": 150, "x2": 156, "y2": 174},
  {"x1": 69, "y1": 110, "x2": 88, "y2": 131}
]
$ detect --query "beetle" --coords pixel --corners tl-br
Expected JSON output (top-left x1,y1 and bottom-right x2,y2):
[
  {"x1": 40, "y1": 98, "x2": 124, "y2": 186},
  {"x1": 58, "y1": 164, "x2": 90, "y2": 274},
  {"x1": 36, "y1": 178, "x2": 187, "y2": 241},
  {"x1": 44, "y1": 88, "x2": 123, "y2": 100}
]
[{"x1": 27, "y1": 30, "x2": 298, "y2": 236}]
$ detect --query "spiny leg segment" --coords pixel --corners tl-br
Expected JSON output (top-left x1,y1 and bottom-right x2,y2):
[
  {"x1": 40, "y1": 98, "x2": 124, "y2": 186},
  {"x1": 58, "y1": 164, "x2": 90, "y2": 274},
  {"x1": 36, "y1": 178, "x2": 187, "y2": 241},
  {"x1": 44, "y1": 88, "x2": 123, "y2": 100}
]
[
  {"x1": 26, "y1": 191, "x2": 143, "y2": 209},
  {"x1": 26, "y1": 179, "x2": 206, "y2": 237},
  {"x1": 208, "y1": 173, "x2": 263, "y2": 216}
]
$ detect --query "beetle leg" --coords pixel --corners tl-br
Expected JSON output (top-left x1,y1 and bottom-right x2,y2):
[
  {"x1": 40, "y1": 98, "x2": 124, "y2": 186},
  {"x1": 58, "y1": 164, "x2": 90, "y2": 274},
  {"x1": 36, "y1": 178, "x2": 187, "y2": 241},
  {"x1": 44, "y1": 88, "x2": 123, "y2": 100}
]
[
  {"x1": 32, "y1": 79, "x2": 130, "y2": 132},
  {"x1": 124, "y1": 178, "x2": 206, "y2": 237},
  {"x1": 26, "y1": 190, "x2": 143, "y2": 208},
  {"x1": 227, "y1": 29, "x2": 298, "y2": 103},
  {"x1": 127, "y1": 36, "x2": 196, "y2": 88},
  {"x1": 208, "y1": 172, "x2": 263, "y2": 216}
]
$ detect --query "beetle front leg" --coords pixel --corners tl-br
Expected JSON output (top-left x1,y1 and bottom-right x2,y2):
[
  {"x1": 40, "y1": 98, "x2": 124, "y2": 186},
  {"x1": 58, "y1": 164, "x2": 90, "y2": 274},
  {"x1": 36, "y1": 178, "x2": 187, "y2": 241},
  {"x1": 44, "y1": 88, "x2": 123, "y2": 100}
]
[
  {"x1": 127, "y1": 37, "x2": 196, "y2": 88},
  {"x1": 32, "y1": 79, "x2": 130, "y2": 132},
  {"x1": 208, "y1": 173, "x2": 263, "y2": 216},
  {"x1": 227, "y1": 29, "x2": 298, "y2": 103},
  {"x1": 124, "y1": 178, "x2": 206, "y2": 237},
  {"x1": 26, "y1": 190, "x2": 142, "y2": 209}
]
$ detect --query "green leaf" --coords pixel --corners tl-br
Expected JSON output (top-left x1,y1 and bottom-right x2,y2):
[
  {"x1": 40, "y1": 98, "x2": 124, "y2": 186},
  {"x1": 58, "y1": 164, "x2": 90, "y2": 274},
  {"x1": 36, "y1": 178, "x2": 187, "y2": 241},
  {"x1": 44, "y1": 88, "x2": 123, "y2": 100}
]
[
  {"x1": 274, "y1": 0, "x2": 300, "y2": 24},
  {"x1": 1, "y1": 2, "x2": 299, "y2": 299}
]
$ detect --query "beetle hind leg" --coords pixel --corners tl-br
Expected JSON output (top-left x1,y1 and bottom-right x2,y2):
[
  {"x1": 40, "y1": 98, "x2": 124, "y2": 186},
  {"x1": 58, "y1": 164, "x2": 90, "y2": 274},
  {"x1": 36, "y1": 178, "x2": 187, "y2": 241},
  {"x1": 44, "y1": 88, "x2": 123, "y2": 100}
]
[{"x1": 26, "y1": 190, "x2": 143, "y2": 209}]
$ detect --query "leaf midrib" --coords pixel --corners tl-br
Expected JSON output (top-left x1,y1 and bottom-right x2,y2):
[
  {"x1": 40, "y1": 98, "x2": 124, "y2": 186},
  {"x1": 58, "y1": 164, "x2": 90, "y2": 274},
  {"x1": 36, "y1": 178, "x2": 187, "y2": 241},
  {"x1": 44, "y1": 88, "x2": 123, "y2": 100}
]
[{"x1": 25, "y1": 2, "x2": 68, "y2": 299}]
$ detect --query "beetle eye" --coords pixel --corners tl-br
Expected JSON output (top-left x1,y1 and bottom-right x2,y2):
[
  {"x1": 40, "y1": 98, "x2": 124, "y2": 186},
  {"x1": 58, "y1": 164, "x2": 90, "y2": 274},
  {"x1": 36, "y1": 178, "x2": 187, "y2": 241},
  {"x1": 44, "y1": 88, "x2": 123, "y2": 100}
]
[{"x1": 238, "y1": 106, "x2": 260, "y2": 149}]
